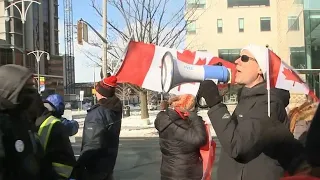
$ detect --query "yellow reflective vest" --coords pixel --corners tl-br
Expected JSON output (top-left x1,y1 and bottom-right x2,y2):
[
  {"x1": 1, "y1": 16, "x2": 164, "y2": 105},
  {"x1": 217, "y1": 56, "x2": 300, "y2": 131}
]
[{"x1": 38, "y1": 115, "x2": 74, "y2": 178}]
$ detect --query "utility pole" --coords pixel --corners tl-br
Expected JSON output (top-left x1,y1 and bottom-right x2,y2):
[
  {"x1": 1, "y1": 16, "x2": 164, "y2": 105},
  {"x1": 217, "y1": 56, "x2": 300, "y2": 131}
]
[{"x1": 102, "y1": 0, "x2": 108, "y2": 78}]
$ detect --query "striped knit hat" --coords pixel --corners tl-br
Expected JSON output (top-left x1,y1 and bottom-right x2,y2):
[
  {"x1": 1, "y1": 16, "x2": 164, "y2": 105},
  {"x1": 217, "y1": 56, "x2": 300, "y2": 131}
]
[{"x1": 95, "y1": 76, "x2": 117, "y2": 97}]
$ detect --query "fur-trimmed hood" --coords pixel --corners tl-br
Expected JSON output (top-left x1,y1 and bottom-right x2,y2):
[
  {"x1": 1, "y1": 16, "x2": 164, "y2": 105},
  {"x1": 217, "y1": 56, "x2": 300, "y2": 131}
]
[{"x1": 289, "y1": 102, "x2": 318, "y2": 133}]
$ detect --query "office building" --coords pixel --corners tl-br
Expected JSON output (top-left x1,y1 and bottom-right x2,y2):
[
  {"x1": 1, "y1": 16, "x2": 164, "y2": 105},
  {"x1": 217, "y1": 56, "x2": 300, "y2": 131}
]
[
  {"x1": 185, "y1": 0, "x2": 320, "y2": 102},
  {"x1": 0, "y1": 0, "x2": 63, "y2": 94},
  {"x1": 286, "y1": 0, "x2": 320, "y2": 96}
]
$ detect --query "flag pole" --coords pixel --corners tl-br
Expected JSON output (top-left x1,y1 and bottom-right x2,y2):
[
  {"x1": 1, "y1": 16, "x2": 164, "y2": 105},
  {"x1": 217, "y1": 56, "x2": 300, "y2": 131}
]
[{"x1": 266, "y1": 47, "x2": 271, "y2": 117}]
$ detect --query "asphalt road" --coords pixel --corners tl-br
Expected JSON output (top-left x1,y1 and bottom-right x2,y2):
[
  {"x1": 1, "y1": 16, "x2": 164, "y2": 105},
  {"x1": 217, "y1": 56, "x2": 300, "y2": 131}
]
[{"x1": 72, "y1": 137, "x2": 221, "y2": 180}]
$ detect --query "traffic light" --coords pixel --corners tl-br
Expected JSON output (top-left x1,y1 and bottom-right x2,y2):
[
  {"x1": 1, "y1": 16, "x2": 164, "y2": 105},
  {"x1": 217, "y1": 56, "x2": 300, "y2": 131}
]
[
  {"x1": 83, "y1": 23, "x2": 88, "y2": 43},
  {"x1": 77, "y1": 21, "x2": 83, "y2": 45}
]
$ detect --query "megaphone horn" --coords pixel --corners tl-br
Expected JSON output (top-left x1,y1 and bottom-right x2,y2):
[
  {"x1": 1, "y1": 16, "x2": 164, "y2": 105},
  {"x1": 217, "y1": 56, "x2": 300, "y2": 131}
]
[{"x1": 161, "y1": 51, "x2": 230, "y2": 93}]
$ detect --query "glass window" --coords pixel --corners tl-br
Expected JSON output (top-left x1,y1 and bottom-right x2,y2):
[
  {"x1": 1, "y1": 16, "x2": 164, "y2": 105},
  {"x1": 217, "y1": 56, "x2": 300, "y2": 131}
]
[
  {"x1": 54, "y1": 18, "x2": 58, "y2": 29},
  {"x1": 43, "y1": 0, "x2": 50, "y2": 53},
  {"x1": 227, "y1": 0, "x2": 270, "y2": 7},
  {"x1": 217, "y1": 19, "x2": 223, "y2": 33},
  {"x1": 0, "y1": 49, "x2": 13, "y2": 65},
  {"x1": 13, "y1": 18, "x2": 22, "y2": 34},
  {"x1": 288, "y1": 16, "x2": 299, "y2": 31},
  {"x1": 218, "y1": 49, "x2": 241, "y2": 62},
  {"x1": 239, "y1": 18, "x2": 244, "y2": 32},
  {"x1": 187, "y1": 21, "x2": 196, "y2": 34},
  {"x1": 187, "y1": 0, "x2": 206, "y2": 8},
  {"x1": 13, "y1": 4, "x2": 22, "y2": 18},
  {"x1": 260, "y1": 17, "x2": 271, "y2": 31},
  {"x1": 54, "y1": 30, "x2": 59, "y2": 43},
  {"x1": 14, "y1": 34, "x2": 23, "y2": 47},
  {"x1": 290, "y1": 47, "x2": 306, "y2": 69},
  {"x1": 293, "y1": 0, "x2": 303, "y2": 4},
  {"x1": 26, "y1": 55, "x2": 36, "y2": 72},
  {"x1": 54, "y1": 5, "x2": 58, "y2": 16},
  {"x1": 55, "y1": 43, "x2": 59, "y2": 55}
]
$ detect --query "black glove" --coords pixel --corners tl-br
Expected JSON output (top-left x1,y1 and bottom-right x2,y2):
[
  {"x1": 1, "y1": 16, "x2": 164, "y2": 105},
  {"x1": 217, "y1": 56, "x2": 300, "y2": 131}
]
[{"x1": 196, "y1": 80, "x2": 222, "y2": 108}]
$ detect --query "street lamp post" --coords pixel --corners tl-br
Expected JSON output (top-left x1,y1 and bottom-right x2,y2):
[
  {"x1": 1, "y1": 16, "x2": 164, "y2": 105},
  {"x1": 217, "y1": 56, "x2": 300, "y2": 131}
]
[
  {"x1": 4, "y1": 0, "x2": 41, "y2": 67},
  {"x1": 27, "y1": 50, "x2": 50, "y2": 93}
]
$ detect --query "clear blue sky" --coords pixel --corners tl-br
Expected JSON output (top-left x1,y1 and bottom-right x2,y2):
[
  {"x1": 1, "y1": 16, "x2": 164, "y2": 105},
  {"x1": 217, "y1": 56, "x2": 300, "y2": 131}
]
[{"x1": 58, "y1": 0, "x2": 185, "y2": 82}]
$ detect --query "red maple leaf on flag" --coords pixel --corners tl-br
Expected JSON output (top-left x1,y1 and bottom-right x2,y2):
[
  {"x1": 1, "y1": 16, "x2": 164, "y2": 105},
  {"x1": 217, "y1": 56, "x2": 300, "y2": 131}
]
[
  {"x1": 176, "y1": 50, "x2": 202, "y2": 91},
  {"x1": 195, "y1": 58, "x2": 207, "y2": 65},
  {"x1": 282, "y1": 67, "x2": 302, "y2": 86},
  {"x1": 177, "y1": 50, "x2": 196, "y2": 64}
]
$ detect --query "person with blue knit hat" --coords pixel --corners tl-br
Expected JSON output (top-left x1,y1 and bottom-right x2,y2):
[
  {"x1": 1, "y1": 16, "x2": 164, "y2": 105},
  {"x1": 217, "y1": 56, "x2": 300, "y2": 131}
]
[{"x1": 45, "y1": 94, "x2": 79, "y2": 136}]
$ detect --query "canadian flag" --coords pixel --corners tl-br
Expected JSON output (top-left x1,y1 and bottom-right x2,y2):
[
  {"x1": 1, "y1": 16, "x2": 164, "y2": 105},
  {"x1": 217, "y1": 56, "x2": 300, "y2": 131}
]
[
  {"x1": 268, "y1": 50, "x2": 318, "y2": 101},
  {"x1": 115, "y1": 41, "x2": 236, "y2": 95}
]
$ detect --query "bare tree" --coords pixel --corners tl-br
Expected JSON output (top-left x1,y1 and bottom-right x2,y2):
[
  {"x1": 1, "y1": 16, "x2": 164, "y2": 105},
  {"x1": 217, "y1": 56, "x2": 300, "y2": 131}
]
[{"x1": 88, "y1": 0, "x2": 206, "y2": 119}]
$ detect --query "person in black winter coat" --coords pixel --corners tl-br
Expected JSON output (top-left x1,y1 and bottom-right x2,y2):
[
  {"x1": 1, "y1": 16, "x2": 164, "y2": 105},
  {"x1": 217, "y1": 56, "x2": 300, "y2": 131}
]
[
  {"x1": 155, "y1": 94, "x2": 207, "y2": 180},
  {"x1": 0, "y1": 64, "x2": 58, "y2": 180},
  {"x1": 75, "y1": 76, "x2": 122, "y2": 180},
  {"x1": 197, "y1": 44, "x2": 306, "y2": 180}
]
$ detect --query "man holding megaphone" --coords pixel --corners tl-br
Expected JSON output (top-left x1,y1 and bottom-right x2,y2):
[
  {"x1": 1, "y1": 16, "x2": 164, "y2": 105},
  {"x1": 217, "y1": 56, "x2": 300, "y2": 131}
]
[{"x1": 195, "y1": 44, "x2": 306, "y2": 180}]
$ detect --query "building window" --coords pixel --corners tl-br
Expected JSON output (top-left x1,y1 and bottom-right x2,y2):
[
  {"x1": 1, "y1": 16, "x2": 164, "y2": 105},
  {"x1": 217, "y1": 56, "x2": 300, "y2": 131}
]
[
  {"x1": 239, "y1": 18, "x2": 244, "y2": 32},
  {"x1": 187, "y1": 0, "x2": 206, "y2": 8},
  {"x1": 217, "y1": 19, "x2": 223, "y2": 33},
  {"x1": 14, "y1": 34, "x2": 23, "y2": 47},
  {"x1": 290, "y1": 47, "x2": 306, "y2": 69},
  {"x1": 13, "y1": 18, "x2": 23, "y2": 34},
  {"x1": 55, "y1": 43, "x2": 59, "y2": 55},
  {"x1": 43, "y1": 0, "x2": 50, "y2": 53},
  {"x1": 187, "y1": 21, "x2": 196, "y2": 34},
  {"x1": 218, "y1": 49, "x2": 241, "y2": 62},
  {"x1": 0, "y1": 49, "x2": 13, "y2": 65},
  {"x1": 293, "y1": 0, "x2": 303, "y2": 4},
  {"x1": 26, "y1": 55, "x2": 36, "y2": 73},
  {"x1": 227, "y1": 0, "x2": 270, "y2": 7},
  {"x1": 288, "y1": 16, "x2": 299, "y2": 31},
  {"x1": 260, "y1": 17, "x2": 271, "y2": 31}
]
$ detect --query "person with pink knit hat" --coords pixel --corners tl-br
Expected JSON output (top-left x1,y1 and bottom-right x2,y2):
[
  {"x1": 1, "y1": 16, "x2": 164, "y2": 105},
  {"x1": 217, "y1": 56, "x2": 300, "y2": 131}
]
[
  {"x1": 196, "y1": 44, "x2": 305, "y2": 180},
  {"x1": 74, "y1": 75, "x2": 122, "y2": 180},
  {"x1": 154, "y1": 94, "x2": 207, "y2": 180}
]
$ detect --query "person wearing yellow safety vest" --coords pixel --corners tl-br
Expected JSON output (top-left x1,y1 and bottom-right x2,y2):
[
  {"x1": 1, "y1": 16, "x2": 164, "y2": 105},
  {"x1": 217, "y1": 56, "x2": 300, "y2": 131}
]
[
  {"x1": 34, "y1": 100, "x2": 76, "y2": 179},
  {"x1": 0, "y1": 64, "x2": 59, "y2": 180}
]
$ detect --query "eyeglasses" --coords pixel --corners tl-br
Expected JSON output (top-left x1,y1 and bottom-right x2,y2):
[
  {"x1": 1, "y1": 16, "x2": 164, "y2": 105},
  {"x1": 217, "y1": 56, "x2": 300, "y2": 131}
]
[{"x1": 239, "y1": 55, "x2": 256, "y2": 62}]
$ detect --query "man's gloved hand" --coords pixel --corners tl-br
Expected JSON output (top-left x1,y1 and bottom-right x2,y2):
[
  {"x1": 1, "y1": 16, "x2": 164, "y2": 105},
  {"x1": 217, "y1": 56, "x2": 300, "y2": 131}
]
[{"x1": 196, "y1": 80, "x2": 222, "y2": 108}]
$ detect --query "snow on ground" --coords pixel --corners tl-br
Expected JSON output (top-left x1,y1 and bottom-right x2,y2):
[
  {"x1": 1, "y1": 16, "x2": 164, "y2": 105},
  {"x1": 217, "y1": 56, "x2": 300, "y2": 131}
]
[
  {"x1": 72, "y1": 105, "x2": 236, "y2": 138},
  {"x1": 73, "y1": 110, "x2": 216, "y2": 138}
]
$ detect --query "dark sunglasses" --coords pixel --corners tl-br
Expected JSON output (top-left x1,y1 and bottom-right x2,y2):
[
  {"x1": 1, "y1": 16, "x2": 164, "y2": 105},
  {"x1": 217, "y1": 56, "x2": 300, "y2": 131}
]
[{"x1": 239, "y1": 55, "x2": 256, "y2": 62}]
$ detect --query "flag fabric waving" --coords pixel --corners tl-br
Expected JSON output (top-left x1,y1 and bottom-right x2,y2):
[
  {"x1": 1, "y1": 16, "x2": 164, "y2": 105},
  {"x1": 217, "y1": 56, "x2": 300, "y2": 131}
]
[
  {"x1": 115, "y1": 41, "x2": 236, "y2": 95},
  {"x1": 200, "y1": 123, "x2": 216, "y2": 180},
  {"x1": 268, "y1": 50, "x2": 318, "y2": 101}
]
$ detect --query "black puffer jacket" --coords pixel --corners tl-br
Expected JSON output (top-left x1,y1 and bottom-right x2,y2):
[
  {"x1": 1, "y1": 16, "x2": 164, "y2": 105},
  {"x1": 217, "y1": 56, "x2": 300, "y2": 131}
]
[
  {"x1": 209, "y1": 82, "x2": 304, "y2": 180},
  {"x1": 75, "y1": 96, "x2": 122, "y2": 180},
  {"x1": 154, "y1": 109, "x2": 207, "y2": 180},
  {"x1": 0, "y1": 65, "x2": 58, "y2": 180}
]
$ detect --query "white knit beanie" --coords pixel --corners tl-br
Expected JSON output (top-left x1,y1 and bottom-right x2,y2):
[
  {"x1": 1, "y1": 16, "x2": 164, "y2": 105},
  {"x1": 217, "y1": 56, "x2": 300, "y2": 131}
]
[{"x1": 241, "y1": 44, "x2": 268, "y2": 77}]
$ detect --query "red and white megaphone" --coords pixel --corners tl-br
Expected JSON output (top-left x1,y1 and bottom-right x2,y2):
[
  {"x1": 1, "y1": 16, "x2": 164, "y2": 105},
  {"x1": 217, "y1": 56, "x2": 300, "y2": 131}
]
[{"x1": 161, "y1": 51, "x2": 231, "y2": 93}]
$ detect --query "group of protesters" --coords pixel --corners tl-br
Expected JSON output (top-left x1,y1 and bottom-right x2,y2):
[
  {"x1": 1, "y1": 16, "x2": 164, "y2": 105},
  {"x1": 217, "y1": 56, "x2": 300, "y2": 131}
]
[
  {"x1": 154, "y1": 44, "x2": 320, "y2": 180},
  {"x1": 1, "y1": 43, "x2": 320, "y2": 180}
]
